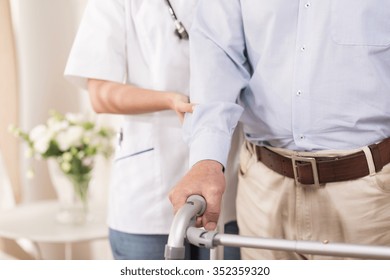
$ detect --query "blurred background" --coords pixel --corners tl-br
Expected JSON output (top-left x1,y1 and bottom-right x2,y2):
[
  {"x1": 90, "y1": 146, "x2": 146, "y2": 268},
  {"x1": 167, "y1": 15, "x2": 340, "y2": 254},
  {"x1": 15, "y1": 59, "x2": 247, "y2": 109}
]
[{"x1": 0, "y1": 0, "x2": 118, "y2": 259}]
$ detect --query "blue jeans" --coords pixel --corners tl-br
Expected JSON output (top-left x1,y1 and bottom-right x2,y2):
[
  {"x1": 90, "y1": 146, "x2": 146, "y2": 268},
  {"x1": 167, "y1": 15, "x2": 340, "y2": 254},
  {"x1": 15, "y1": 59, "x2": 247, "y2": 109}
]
[
  {"x1": 109, "y1": 221, "x2": 240, "y2": 260},
  {"x1": 109, "y1": 229, "x2": 209, "y2": 260},
  {"x1": 223, "y1": 221, "x2": 241, "y2": 260}
]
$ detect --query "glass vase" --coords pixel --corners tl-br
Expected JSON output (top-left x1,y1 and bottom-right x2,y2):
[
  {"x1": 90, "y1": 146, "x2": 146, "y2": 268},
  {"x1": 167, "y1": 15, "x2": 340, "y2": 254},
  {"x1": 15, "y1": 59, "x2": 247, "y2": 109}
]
[{"x1": 47, "y1": 159, "x2": 91, "y2": 225}]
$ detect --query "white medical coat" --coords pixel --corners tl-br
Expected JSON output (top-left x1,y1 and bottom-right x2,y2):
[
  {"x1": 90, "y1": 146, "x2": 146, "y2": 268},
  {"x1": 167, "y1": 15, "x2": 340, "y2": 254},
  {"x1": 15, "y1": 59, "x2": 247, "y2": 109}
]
[{"x1": 65, "y1": 0, "x2": 198, "y2": 234}]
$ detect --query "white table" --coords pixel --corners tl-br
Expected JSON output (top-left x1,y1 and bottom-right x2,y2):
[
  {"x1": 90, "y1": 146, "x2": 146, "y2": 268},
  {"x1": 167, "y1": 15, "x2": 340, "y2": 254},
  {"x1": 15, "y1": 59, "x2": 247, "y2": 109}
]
[{"x1": 0, "y1": 200, "x2": 108, "y2": 259}]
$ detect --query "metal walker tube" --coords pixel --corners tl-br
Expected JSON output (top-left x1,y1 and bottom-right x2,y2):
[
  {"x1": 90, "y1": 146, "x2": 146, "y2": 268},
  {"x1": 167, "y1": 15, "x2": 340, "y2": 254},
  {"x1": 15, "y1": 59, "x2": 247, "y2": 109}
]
[{"x1": 187, "y1": 227, "x2": 390, "y2": 259}]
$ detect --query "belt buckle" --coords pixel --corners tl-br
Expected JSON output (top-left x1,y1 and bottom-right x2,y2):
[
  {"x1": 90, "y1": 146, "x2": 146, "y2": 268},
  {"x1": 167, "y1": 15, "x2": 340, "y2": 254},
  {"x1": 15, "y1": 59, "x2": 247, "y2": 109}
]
[{"x1": 291, "y1": 156, "x2": 320, "y2": 187}]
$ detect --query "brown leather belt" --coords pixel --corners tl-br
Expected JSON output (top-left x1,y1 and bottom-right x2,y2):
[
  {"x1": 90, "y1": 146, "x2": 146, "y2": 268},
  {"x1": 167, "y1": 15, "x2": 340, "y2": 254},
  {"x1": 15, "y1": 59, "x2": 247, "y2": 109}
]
[{"x1": 253, "y1": 137, "x2": 390, "y2": 185}]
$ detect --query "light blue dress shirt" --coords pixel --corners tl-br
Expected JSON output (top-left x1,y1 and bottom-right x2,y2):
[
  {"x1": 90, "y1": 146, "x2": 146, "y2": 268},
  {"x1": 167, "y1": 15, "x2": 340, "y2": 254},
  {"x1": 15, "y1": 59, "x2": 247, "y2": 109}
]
[{"x1": 185, "y1": 0, "x2": 390, "y2": 167}]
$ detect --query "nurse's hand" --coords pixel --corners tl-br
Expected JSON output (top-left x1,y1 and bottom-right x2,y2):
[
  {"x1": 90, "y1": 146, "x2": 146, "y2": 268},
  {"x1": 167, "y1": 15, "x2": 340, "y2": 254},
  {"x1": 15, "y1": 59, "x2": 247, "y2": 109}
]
[
  {"x1": 169, "y1": 160, "x2": 225, "y2": 231},
  {"x1": 169, "y1": 93, "x2": 194, "y2": 123}
]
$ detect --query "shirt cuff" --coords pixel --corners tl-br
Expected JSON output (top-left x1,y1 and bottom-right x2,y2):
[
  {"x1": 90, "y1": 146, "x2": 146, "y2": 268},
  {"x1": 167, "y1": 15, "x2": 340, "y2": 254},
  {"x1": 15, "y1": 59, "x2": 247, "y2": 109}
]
[{"x1": 189, "y1": 130, "x2": 232, "y2": 168}]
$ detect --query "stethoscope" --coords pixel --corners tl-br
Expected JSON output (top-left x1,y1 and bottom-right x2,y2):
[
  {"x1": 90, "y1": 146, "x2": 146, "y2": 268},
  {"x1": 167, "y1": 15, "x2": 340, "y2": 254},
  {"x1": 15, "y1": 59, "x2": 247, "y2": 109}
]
[{"x1": 164, "y1": 0, "x2": 189, "y2": 40}]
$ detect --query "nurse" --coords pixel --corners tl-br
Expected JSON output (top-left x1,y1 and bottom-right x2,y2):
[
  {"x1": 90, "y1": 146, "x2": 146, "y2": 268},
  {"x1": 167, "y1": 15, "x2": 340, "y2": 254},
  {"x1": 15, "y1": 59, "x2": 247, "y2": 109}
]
[{"x1": 65, "y1": 0, "x2": 240, "y2": 260}]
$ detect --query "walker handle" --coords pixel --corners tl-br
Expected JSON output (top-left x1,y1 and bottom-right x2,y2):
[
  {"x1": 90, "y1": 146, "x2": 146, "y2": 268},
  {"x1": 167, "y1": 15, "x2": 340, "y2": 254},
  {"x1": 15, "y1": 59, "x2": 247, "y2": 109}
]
[{"x1": 164, "y1": 195, "x2": 206, "y2": 260}]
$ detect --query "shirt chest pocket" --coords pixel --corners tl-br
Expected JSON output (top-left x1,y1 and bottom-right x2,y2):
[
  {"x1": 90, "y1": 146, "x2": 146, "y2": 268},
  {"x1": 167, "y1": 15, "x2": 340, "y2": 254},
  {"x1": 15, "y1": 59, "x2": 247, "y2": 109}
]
[{"x1": 330, "y1": 0, "x2": 390, "y2": 46}]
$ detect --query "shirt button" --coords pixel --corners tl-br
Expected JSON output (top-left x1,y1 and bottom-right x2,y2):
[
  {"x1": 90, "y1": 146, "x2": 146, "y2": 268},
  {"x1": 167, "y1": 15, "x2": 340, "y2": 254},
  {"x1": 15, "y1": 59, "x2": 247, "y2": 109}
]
[
  {"x1": 296, "y1": 90, "x2": 302, "y2": 96},
  {"x1": 300, "y1": 46, "x2": 306, "y2": 51},
  {"x1": 305, "y1": 3, "x2": 311, "y2": 8},
  {"x1": 300, "y1": 135, "x2": 305, "y2": 140}
]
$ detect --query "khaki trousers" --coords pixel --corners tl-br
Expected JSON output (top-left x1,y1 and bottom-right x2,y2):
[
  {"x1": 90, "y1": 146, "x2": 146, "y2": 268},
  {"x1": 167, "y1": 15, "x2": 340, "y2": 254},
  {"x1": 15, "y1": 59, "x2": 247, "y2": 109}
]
[{"x1": 236, "y1": 142, "x2": 390, "y2": 260}]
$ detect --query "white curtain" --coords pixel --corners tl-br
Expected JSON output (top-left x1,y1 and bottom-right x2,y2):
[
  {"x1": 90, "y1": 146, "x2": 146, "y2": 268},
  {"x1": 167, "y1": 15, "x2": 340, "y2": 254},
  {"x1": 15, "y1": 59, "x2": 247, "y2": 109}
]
[
  {"x1": 9, "y1": 0, "x2": 114, "y2": 259},
  {"x1": 10, "y1": 0, "x2": 88, "y2": 201},
  {"x1": 0, "y1": 0, "x2": 20, "y2": 202}
]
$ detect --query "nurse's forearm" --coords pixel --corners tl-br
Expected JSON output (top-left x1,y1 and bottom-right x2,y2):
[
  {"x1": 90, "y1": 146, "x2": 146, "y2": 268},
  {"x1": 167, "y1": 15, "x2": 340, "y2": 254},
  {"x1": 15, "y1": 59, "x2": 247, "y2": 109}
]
[{"x1": 87, "y1": 79, "x2": 188, "y2": 114}]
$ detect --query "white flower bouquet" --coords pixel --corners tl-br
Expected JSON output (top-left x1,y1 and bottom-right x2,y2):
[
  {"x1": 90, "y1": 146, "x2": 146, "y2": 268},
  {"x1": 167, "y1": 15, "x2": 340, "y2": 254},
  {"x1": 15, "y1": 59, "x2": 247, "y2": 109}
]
[{"x1": 10, "y1": 110, "x2": 114, "y2": 208}]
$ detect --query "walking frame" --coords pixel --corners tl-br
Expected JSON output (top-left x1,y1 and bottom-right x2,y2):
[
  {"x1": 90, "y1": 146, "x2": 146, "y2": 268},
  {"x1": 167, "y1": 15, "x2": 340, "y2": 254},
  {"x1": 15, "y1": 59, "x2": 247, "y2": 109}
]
[{"x1": 164, "y1": 195, "x2": 390, "y2": 260}]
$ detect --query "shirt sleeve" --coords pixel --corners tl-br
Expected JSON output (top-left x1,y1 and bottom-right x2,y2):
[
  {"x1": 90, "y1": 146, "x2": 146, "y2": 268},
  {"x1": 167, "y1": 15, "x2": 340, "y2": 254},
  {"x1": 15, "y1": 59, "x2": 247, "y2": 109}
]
[
  {"x1": 185, "y1": 0, "x2": 250, "y2": 167},
  {"x1": 64, "y1": 0, "x2": 126, "y2": 89}
]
